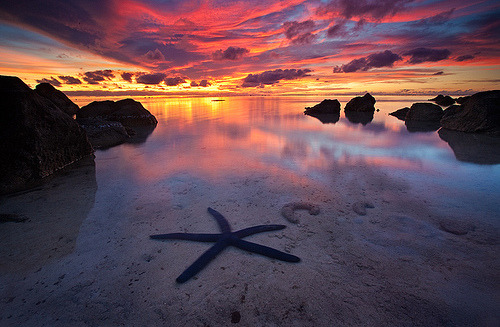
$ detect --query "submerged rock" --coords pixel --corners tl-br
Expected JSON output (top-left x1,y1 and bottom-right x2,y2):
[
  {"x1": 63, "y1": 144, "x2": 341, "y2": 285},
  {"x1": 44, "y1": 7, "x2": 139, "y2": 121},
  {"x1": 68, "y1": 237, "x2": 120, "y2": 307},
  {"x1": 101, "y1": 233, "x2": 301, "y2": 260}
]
[
  {"x1": 344, "y1": 93, "x2": 376, "y2": 112},
  {"x1": 389, "y1": 107, "x2": 409, "y2": 121},
  {"x1": 405, "y1": 103, "x2": 443, "y2": 122},
  {"x1": 440, "y1": 90, "x2": 500, "y2": 136},
  {"x1": 304, "y1": 99, "x2": 341, "y2": 115},
  {"x1": 78, "y1": 118, "x2": 130, "y2": 149},
  {"x1": 0, "y1": 75, "x2": 93, "y2": 194},
  {"x1": 429, "y1": 94, "x2": 455, "y2": 107},
  {"x1": 77, "y1": 99, "x2": 158, "y2": 126},
  {"x1": 35, "y1": 83, "x2": 79, "y2": 116}
]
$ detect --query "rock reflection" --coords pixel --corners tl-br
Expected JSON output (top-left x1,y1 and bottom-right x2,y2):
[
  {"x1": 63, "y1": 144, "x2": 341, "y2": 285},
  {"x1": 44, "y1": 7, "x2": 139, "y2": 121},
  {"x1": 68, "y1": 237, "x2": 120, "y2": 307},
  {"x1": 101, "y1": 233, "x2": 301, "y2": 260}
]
[
  {"x1": 126, "y1": 125, "x2": 157, "y2": 145},
  {"x1": 405, "y1": 120, "x2": 441, "y2": 133},
  {"x1": 304, "y1": 112, "x2": 340, "y2": 124},
  {"x1": 438, "y1": 128, "x2": 500, "y2": 165},
  {"x1": 345, "y1": 111, "x2": 374, "y2": 125},
  {"x1": 0, "y1": 157, "x2": 97, "y2": 272}
]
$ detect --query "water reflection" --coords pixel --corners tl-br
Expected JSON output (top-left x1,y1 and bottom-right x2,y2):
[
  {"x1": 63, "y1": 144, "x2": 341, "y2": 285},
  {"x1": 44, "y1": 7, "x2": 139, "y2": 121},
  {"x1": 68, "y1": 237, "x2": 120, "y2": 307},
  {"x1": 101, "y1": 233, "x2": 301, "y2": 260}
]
[
  {"x1": 0, "y1": 157, "x2": 96, "y2": 272},
  {"x1": 438, "y1": 128, "x2": 500, "y2": 164},
  {"x1": 405, "y1": 120, "x2": 441, "y2": 133}
]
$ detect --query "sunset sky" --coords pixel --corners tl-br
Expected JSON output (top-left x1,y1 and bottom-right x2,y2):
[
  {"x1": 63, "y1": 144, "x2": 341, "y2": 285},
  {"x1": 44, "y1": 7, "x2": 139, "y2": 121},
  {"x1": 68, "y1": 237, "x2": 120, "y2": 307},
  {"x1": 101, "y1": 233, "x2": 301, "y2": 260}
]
[{"x1": 0, "y1": 0, "x2": 498, "y2": 96}]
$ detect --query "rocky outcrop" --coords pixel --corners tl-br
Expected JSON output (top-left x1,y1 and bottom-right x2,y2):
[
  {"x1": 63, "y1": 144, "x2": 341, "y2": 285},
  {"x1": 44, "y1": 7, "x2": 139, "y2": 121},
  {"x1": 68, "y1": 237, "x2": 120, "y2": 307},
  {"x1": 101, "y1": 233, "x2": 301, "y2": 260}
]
[
  {"x1": 455, "y1": 95, "x2": 471, "y2": 105},
  {"x1": 389, "y1": 107, "x2": 409, "y2": 121},
  {"x1": 441, "y1": 104, "x2": 461, "y2": 120},
  {"x1": 405, "y1": 103, "x2": 444, "y2": 121},
  {"x1": 440, "y1": 90, "x2": 500, "y2": 136},
  {"x1": 77, "y1": 99, "x2": 158, "y2": 126},
  {"x1": 429, "y1": 94, "x2": 455, "y2": 107},
  {"x1": 304, "y1": 99, "x2": 341, "y2": 115},
  {"x1": 35, "y1": 83, "x2": 79, "y2": 116},
  {"x1": 0, "y1": 76, "x2": 93, "y2": 194},
  {"x1": 344, "y1": 93, "x2": 376, "y2": 112}
]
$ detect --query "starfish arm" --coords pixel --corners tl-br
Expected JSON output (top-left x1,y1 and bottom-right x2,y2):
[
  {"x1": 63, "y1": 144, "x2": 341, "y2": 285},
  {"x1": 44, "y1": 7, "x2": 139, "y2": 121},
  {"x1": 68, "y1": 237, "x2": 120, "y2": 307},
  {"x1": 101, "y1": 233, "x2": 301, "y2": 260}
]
[
  {"x1": 176, "y1": 238, "x2": 229, "y2": 283},
  {"x1": 150, "y1": 233, "x2": 220, "y2": 242},
  {"x1": 207, "y1": 207, "x2": 231, "y2": 233},
  {"x1": 231, "y1": 238, "x2": 301, "y2": 263},
  {"x1": 234, "y1": 225, "x2": 286, "y2": 238}
]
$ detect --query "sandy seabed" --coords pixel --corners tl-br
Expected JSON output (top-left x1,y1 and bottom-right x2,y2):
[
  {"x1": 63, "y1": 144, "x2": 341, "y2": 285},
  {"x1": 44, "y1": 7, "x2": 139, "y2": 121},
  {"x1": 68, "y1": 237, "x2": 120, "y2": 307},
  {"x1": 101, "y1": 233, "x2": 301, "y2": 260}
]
[{"x1": 0, "y1": 157, "x2": 499, "y2": 327}]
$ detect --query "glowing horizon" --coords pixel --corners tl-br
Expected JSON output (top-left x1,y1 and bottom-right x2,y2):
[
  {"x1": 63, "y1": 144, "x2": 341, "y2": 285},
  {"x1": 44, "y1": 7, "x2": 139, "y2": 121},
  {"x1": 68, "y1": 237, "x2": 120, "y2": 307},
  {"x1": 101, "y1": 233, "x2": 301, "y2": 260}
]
[{"x1": 0, "y1": 0, "x2": 498, "y2": 96}]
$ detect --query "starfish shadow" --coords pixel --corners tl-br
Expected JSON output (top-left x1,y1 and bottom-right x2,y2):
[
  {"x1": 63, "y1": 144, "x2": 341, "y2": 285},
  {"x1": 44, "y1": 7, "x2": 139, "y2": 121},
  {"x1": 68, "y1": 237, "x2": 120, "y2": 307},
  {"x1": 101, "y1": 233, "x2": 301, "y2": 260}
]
[{"x1": 150, "y1": 207, "x2": 300, "y2": 283}]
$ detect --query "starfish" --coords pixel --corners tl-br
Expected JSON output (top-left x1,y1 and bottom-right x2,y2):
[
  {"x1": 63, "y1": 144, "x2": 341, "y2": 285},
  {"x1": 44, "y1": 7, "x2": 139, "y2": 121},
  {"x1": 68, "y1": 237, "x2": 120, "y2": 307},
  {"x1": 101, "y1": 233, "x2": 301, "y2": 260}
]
[{"x1": 150, "y1": 207, "x2": 300, "y2": 283}]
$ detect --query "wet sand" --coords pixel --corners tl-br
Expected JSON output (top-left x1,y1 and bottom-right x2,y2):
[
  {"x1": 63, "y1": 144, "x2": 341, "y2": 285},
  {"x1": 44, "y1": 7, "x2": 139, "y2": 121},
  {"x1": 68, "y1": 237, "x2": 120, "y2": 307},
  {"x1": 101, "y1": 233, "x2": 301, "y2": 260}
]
[{"x1": 1, "y1": 157, "x2": 498, "y2": 326}]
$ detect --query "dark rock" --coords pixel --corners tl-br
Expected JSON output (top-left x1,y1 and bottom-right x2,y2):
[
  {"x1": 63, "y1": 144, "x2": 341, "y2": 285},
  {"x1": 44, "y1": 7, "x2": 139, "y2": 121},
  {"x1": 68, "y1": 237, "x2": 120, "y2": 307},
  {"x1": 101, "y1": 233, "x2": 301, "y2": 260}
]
[
  {"x1": 35, "y1": 83, "x2": 79, "y2": 116},
  {"x1": 405, "y1": 103, "x2": 443, "y2": 121},
  {"x1": 0, "y1": 75, "x2": 93, "y2": 194},
  {"x1": 304, "y1": 99, "x2": 341, "y2": 114},
  {"x1": 441, "y1": 104, "x2": 461, "y2": 120},
  {"x1": 438, "y1": 128, "x2": 500, "y2": 164},
  {"x1": 344, "y1": 93, "x2": 376, "y2": 112},
  {"x1": 77, "y1": 99, "x2": 158, "y2": 126},
  {"x1": 345, "y1": 111, "x2": 374, "y2": 125},
  {"x1": 429, "y1": 94, "x2": 455, "y2": 107},
  {"x1": 455, "y1": 95, "x2": 471, "y2": 105},
  {"x1": 78, "y1": 118, "x2": 130, "y2": 149},
  {"x1": 440, "y1": 90, "x2": 500, "y2": 136},
  {"x1": 389, "y1": 107, "x2": 409, "y2": 121}
]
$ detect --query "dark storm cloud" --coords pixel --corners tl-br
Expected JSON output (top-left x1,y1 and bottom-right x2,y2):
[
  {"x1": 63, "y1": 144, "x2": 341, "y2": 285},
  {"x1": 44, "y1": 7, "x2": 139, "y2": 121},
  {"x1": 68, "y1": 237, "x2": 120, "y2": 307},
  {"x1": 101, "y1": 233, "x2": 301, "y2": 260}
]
[
  {"x1": 283, "y1": 20, "x2": 317, "y2": 44},
  {"x1": 242, "y1": 68, "x2": 312, "y2": 87},
  {"x1": 36, "y1": 77, "x2": 61, "y2": 86},
  {"x1": 455, "y1": 54, "x2": 475, "y2": 62},
  {"x1": 121, "y1": 72, "x2": 134, "y2": 82},
  {"x1": 0, "y1": 0, "x2": 118, "y2": 57},
  {"x1": 403, "y1": 48, "x2": 451, "y2": 64},
  {"x1": 164, "y1": 76, "x2": 186, "y2": 86},
  {"x1": 334, "y1": 50, "x2": 402, "y2": 73},
  {"x1": 318, "y1": 0, "x2": 413, "y2": 20},
  {"x1": 136, "y1": 73, "x2": 166, "y2": 85},
  {"x1": 82, "y1": 70, "x2": 115, "y2": 84},
  {"x1": 212, "y1": 46, "x2": 249, "y2": 60},
  {"x1": 58, "y1": 75, "x2": 82, "y2": 84}
]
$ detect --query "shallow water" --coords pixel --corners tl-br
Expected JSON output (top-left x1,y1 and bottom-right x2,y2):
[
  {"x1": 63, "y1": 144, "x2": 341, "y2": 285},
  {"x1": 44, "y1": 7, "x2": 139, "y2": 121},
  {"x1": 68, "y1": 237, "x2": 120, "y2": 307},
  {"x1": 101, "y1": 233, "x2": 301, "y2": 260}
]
[
  {"x1": 79, "y1": 95, "x2": 500, "y2": 224},
  {"x1": 1, "y1": 95, "x2": 499, "y2": 326}
]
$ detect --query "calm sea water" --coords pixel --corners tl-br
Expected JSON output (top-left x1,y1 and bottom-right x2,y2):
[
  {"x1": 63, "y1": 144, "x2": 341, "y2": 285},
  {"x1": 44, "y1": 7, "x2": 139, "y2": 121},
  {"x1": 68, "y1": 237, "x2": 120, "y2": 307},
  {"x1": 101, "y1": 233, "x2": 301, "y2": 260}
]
[{"x1": 73, "y1": 95, "x2": 500, "y2": 225}]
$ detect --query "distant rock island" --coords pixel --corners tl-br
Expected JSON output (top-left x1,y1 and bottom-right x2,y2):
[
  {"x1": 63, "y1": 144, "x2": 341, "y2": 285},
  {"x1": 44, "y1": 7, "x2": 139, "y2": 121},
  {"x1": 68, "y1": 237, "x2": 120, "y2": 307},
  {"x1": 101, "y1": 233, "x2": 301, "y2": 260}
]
[
  {"x1": 390, "y1": 90, "x2": 500, "y2": 136},
  {"x1": 0, "y1": 75, "x2": 158, "y2": 194},
  {"x1": 304, "y1": 93, "x2": 376, "y2": 124}
]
